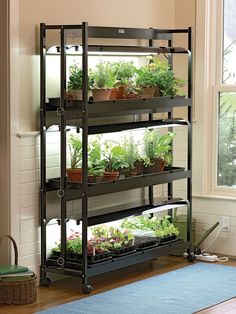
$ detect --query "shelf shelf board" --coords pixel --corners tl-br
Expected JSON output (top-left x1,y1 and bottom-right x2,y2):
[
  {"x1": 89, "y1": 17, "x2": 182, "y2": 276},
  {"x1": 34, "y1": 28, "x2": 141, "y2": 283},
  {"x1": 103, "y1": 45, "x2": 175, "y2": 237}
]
[
  {"x1": 87, "y1": 198, "x2": 188, "y2": 226},
  {"x1": 44, "y1": 24, "x2": 189, "y2": 41},
  {"x1": 44, "y1": 96, "x2": 192, "y2": 127},
  {"x1": 46, "y1": 167, "x2": 191, "y2": 199},
  {"x1": 45, "y1": 240, "x2": 189, "y2": 278},
  {"x1": 87, "y1": 118, "x2": 188, "y2": 134}
]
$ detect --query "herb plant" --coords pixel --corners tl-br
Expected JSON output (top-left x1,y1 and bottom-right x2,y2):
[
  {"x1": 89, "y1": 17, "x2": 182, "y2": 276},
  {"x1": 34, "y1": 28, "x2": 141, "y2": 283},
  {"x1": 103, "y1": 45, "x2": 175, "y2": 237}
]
[{"x1": 68, "y1": 134, "x2": 82, "y2": 168}]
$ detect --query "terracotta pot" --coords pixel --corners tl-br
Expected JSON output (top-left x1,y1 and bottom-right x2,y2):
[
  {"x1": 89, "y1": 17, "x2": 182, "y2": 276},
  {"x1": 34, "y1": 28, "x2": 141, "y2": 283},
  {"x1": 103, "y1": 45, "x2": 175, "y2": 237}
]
[
  {"x1": 71, "y1": 89, "x2": 82, "y2": 100},
  {"x1": 125, "y1": 94, "x2": 140, "y2": 99},
  {"x1": 154, "y1": 87, "x2": 161, "y2": 97},
  {"x1": 134, "y1": 160, "x2": 144, "y2": 175},
  {"x1": 103, "y1": 171, "x2": 119, "y2": 181},
  {"x1": 116, "y1": 86, "x2": 125, "y2": 99},
  {"x1": 66, "y1": 168, "x2": 82, "y2": 182},
  {"x1": 140, "y1": 87, "x2": 156, "y2": 98},
  {"x1": 125, "y1": 168, "x2": 138, "y2": 177},
  {"x1": 143, "y1": 158, "x2": 165, "y2": 174},
  {"x1": 88, "y1": 175, "x2": 104, "y2": 183},
  {"x1": 92, "y1": 89, "x2": 111, "y2": 101},
  {"x1": 110, "y1": 88, "x2": 119, "y2": 100}
]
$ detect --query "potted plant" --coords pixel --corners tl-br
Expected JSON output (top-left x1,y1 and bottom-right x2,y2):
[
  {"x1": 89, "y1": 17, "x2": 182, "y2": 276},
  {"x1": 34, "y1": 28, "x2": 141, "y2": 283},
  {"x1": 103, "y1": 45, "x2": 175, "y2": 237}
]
[
  {"x1": 151, "y1": 58, "x2": 186, "y2": 97},
  {"x1": 90, "y1": 62, "x2": 117, "y2": 101},
  {"x1": 112, "y1": 61, "x2": 137, "y2": 99},
  {"x1": 67, "y1": 63, "x2": 83, "y2": 100},
  {"x1": 136, "y1": 61, "x2": 161, "y2": 98},
  {"x1": 122, "y1": 135, "x2": 140, "y2": 176},
  {"x1": 88, "y1": 135, "x2": 105, "y2": 183},
  {"x1": 102, "y1": 140, "x2": 128, "y2": 181},
  {"x1": 67, "y1": 134, "x2": 83, "y2": 182},
  {"x1": 124, "y1": 84, "x2": 142, "y2": 99},
  {"x1": 143, "y1": 129, "x2": 175, "y2": 174}
]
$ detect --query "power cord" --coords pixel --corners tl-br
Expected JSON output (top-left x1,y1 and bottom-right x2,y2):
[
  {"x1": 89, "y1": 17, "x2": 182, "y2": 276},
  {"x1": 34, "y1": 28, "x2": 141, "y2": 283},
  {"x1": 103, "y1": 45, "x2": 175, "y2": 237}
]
[{"x1": 199, "y1": 225, "x2": 228, "y2": 262}]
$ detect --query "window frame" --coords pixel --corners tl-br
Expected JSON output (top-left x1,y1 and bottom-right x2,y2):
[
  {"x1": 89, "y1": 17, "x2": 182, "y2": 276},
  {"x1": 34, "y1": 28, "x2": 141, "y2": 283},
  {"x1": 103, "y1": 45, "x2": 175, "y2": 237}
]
[{"x1": 209, "y1": 0, "x2": 236, "y2": 195}]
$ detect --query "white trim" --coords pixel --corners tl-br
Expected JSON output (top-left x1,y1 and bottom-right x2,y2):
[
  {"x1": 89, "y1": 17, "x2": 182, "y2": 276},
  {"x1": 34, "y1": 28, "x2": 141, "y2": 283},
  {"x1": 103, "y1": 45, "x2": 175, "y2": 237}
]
[
  {"x1": 16, "y1": 131, "x2": 40, "y2": 138},
  {"x1": 193, "y1": 193, "x2": 236, "y2": 201},
  {"x1": 195, "y1": 0, "x2": 236, "y2": 197}
]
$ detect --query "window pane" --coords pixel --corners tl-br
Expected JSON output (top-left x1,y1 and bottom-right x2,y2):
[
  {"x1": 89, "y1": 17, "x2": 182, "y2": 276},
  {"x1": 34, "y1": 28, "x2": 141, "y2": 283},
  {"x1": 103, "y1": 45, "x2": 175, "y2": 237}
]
[
  {"x1": 218, "y1": 92, "x2": 236, "y2": 187},
  {"x1": 223, "y1": 0, "x2": 236, "y2": 84}
]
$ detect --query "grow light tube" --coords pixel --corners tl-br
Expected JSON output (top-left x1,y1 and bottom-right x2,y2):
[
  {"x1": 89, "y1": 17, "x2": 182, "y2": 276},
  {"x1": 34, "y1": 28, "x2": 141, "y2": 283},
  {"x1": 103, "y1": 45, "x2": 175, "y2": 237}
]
[
  {"x1": 142, "y1": 203, "x2": 186, "y2": 215},
  {"x1": 46, "y1": 45, "x2": 172, "y2": 56},
  {"x1": 87, "y1": 119, "x2": 188, "y2": 135}
]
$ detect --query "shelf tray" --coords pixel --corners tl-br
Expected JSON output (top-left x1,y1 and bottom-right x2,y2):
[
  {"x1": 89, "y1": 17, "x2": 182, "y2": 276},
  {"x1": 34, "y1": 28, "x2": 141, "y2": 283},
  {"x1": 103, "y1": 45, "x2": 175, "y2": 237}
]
[
  {"x1": 45, "y1": 239, "x2": 188, "y2": 278},
  {"x1": 46, "y1": 166, "x2": 190, "y2": 199},
  {"x1": 45, "y1": 96, "x2": 191, "y2": 119}
]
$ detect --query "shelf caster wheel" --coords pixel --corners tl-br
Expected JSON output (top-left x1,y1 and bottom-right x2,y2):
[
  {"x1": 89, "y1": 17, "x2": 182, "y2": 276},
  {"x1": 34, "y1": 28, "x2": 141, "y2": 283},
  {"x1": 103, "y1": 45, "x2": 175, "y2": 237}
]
[
  {"x1": 40, "y1": 277, "x2": 52, "y2": 287},
  {"x1": 187, "y1": 252, "x2": 195, "y2": 262},
  {"x1": 82, "y1": 284, "x2": 93, "y2": 294}
]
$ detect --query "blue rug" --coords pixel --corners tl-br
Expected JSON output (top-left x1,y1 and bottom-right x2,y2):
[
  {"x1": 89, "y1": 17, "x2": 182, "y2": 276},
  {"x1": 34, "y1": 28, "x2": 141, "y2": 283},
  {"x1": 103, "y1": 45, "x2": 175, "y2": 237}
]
[{"x1": 38, "y1": 263, "x2": 236, "y2": 314}]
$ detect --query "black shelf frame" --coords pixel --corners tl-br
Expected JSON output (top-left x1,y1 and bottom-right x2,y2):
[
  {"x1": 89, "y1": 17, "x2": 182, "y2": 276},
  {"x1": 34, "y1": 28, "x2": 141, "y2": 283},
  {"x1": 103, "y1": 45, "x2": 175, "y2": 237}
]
[{"x1": 40, "y1": 22, "x2": 193, "y2": 292}]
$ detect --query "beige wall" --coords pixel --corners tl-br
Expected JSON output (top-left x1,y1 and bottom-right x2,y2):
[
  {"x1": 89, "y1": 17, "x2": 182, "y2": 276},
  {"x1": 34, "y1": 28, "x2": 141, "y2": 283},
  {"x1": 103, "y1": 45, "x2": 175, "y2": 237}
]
[{"x1": 18, "y1": 0, "x2": 175, "y2": 131}]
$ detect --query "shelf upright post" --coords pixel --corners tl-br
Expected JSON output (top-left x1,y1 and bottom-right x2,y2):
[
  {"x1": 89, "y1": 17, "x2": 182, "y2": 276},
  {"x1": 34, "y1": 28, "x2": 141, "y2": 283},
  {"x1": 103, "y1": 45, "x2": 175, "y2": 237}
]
[
  {"x1": 40, "y1": 23, "x2": 47, "y2": 282},
  {"x1": 167, "y1": 35, "x2": 174, "y2": 217},
  {"x1": 187, "y1": 27, "x2": 193, "y2": 247},
  {"x1": 81, "y1": 22, "x2": 92, "y2": 293},
  {"x1": 59, "y1": 26, "x2": 67, "y2": 268},
  {"x1": 148, "y1": 30, "x2": 154, "y2": 207}
]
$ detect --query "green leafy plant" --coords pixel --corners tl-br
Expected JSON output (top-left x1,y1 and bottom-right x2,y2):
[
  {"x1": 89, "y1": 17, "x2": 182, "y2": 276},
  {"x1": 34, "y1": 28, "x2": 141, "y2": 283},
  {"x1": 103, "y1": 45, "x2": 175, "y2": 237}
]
[
  {"x1": 102, "y1": 140, "x2": 128, "y2": 172},
  {"x1": 154, "y1": 215, "x2": 179, "y2": 237},
  {"x1": 144, "y1": 129, "x2": 175, "y2": 165},
  {"x1": 152, "y1": 58, "x2": 186, "y2": 96},
  {"x1": 122, "y1": 135, "x2": 140, "y2": 171},
  {"x1": 90, "y1": 62, "x2": 117, "y2": 89},
  {"x1": 124, "y1": 84, "x2": 142, "y2": 96},
  {"x1": 88, "y1": 135, "x2": 105, "y2": 176},
  {"x1": 51, "y1": 242, "x2": 61, "y2": 254},
  {"x1": 67, "y1": 230, "x2": 82, "y2": 254},
  {"x1": 121, "y1": 215, "x2": 179, "y2": 238},
  {"x1": 112, "y1": 61, "x2": 137, "y2": 86},
  {"x1": 67, "y1": 64, "x2": 83, "y2": 90},
  {"x1": 108, "y1": 226, "x2": 134, "y2": 249},
  {"x1": 68, "y1": 134, "x2": 82, "y2": 168},
  {"x1": 136, "y1": 62, "x2": 161, "y2": 88}
]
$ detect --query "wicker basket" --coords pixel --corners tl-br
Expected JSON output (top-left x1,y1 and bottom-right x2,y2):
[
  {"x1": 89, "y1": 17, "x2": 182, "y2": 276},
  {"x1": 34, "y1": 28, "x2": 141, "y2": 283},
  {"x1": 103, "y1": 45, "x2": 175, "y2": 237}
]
[{"x1": 0, "y1": 235, "x2": 37, "y2": 304}]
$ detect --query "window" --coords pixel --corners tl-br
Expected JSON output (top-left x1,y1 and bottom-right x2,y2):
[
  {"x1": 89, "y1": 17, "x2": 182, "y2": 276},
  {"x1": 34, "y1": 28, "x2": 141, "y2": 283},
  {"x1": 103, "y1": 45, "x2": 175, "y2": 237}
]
[{"x1": 216, "y1": 0, "x2": 236, "y2": 188}]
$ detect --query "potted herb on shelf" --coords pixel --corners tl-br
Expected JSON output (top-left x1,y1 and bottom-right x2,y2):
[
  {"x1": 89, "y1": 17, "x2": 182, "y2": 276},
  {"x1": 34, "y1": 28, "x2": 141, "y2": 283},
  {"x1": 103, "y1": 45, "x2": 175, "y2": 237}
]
[
  {"x1": 67, "y1": 134, "x2": 83, "y2": 182},
  {"x1": 88, "y1": 136, "x2": 105, "y2": 183},
  {"x1": 67, "y1": 64, "x2": 83, "y2": 100},
  {"x1": 90, "y1": 62, "x2": 117, "y2": 101},
  {"x1": 152, "y1": 58, "x2": 186, "y2": 97},
  {"x1": 143, "y1": 129, "x2": 175, "y2": 174},
  {"x1": 112, "y1": 61, "x2": 137, "y2": 99},
  {"x1": 122, "y1": 135, "x2": 140, "y2": 177},
  {"x1": 124, "y1": 84, "x2": 142, "y2": 99},
  {"x1": 102, "y1": 141, "x2": 128, "y2": 181},
  {"x1": 136, "y1": 62, "x2": 161, "y2": 98}
]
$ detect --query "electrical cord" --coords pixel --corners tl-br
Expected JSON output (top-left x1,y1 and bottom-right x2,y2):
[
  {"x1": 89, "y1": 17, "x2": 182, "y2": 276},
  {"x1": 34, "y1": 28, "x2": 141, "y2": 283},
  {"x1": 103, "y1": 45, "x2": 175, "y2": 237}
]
[{"x1": 201, "y1": 226, "x2": 228, "y2": 262}]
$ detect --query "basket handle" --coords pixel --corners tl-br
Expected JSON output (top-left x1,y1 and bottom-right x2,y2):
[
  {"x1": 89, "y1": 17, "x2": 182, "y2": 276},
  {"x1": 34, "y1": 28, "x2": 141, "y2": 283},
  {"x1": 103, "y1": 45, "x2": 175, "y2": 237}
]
[{"x1": 0, "y1": 234, "x2": 18, "y2": 265}]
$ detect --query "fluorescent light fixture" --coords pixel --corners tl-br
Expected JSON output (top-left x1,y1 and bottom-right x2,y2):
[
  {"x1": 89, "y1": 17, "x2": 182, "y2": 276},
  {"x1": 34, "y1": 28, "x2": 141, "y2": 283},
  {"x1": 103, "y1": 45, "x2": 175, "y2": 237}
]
[
  {"x1": 143, "y1": 203, "x2": 186, "y2": 215},
  {"x1": 46, "y1": 45, "x2": 172, "y2": 56}
]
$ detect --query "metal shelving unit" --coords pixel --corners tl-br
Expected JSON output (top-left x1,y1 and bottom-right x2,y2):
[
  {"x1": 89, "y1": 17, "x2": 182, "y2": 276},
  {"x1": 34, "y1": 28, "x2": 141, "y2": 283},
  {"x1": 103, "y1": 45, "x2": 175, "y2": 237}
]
[{"x1": 40, "y1": 22, "x2": 193, "y2": 293}]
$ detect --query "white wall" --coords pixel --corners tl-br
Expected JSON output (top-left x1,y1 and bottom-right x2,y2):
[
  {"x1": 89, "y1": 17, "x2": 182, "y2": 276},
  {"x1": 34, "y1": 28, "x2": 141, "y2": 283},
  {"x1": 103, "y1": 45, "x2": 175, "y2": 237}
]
[{"x1": 10, "y1": 0, "x2": 177, "y2": 275}]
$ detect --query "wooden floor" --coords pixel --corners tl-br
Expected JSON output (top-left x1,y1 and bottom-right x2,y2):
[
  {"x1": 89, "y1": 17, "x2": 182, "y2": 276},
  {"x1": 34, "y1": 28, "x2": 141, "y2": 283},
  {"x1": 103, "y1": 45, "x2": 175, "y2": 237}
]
[{"x1": 0, "y1": 256, "x2": 235, "y2": 314}]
